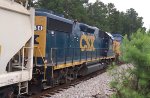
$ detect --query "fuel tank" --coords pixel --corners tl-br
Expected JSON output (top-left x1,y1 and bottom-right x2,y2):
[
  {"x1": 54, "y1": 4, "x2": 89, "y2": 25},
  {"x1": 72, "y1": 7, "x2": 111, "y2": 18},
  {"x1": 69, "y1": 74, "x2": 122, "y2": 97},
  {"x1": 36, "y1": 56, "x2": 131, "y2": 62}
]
[{"x1": 78, "y1": 61, "x2": 106, "y2": 76}]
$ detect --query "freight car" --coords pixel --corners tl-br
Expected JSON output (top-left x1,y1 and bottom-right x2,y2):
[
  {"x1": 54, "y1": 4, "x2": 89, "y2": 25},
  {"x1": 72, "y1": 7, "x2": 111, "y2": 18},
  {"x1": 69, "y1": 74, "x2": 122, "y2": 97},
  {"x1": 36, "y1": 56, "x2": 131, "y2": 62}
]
[
  {"x1": 0, "y1": 1, "x2": 119, "y2": 97},
  {"x1": 0, "y1": 0, "x2": 34, "y2": 97}
]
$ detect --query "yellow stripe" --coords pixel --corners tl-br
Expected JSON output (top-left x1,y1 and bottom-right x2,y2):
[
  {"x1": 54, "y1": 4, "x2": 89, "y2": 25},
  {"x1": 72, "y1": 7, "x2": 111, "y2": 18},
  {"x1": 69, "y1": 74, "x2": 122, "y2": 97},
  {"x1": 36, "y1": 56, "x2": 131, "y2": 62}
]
[{"x1": 54, "y1": 56, "x2": 115, "y2": 70}]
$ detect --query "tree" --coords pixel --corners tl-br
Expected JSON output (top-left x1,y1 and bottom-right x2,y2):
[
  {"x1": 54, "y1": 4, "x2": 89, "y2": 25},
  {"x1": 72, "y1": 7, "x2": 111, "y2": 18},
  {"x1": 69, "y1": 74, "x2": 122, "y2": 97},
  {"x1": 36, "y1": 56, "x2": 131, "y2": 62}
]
[
  {"x1": 123, "y1": 8, "x2": 143, "y2": 37},
  {"x1": 111, "y1": 29, "x2": 150, "y2": 98},
  {"x1": 86, "y1": 1, "x2": 108, "y2": 30},
  {"x1": 35, "y1": 0, "x2": 144, "y2": 37},
  {"x1": 36, "y1": 0, "x2": 89, "y2": 23},
  {"x1": 14, "y1": 0, "x2": 35, "y2": 8}
]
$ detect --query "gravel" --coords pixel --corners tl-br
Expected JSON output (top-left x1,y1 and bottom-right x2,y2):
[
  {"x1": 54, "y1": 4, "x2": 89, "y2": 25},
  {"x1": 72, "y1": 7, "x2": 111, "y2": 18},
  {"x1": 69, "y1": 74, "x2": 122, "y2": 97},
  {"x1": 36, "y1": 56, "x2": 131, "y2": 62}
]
[{"x1": 49, "y1": 64, "x2": 130, "y2": 98}]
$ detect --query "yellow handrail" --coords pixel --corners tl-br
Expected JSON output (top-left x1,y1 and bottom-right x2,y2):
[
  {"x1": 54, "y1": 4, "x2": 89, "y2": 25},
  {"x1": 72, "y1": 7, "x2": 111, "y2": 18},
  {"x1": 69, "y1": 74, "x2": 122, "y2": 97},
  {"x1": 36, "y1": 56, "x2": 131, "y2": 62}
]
[{"x1": 34, "y1": 46, "x2": 47, "y2": 80}]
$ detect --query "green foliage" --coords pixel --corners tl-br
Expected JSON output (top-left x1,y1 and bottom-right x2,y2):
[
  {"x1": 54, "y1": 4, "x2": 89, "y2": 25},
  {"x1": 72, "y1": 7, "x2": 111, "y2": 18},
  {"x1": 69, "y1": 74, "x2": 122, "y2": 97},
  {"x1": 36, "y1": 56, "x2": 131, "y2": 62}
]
[
  {"x1": 33, "y1": 0, "x2": 144, "y2": 36},
  {"x1": 110, "y1": 29, "x2": 150, "y2": 98},
  {"x1": 35, "y1": 0, "x2": 89, "y2": 23}
]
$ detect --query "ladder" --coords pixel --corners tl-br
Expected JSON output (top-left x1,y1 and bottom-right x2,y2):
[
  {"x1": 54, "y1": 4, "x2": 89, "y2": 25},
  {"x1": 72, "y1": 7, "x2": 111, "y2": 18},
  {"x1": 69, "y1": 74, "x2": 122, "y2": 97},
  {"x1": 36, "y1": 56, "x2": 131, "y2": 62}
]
[
  {"x1": 18, "y1": 47, "x2": 29, "y2": 96},
  {"x1": 18, "y1": 81, "x2": 28, "y2": 95}
]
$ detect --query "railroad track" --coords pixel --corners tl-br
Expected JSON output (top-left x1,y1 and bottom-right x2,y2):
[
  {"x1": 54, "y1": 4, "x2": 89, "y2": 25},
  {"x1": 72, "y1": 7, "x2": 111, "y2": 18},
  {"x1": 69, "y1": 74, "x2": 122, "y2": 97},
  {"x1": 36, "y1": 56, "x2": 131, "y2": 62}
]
[
  {"x1": 30, "y1": 66, "x2": 107, "y2": 98},
  {"x1": 19, "y1": 62, "x2": 124, "y2": 98}
]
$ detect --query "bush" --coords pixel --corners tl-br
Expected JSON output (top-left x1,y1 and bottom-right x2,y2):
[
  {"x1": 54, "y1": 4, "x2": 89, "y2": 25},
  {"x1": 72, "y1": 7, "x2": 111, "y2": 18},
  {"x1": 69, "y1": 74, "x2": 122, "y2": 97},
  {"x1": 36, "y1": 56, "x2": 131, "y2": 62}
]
[{"x1": 110, "y1": 29, "x2": 150, "y2": 98}]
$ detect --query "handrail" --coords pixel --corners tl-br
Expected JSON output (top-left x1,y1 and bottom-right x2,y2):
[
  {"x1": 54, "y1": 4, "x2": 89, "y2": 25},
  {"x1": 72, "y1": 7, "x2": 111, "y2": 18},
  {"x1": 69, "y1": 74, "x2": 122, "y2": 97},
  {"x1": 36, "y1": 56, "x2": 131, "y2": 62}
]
[
  {"x1": 49, "y1": 47, "x2": 111, "y2": 50},
  {"x1": 49, "y1": 47, "x2": 114, "y2": 66},
  {"x1": 34, "y1": 46, "x2": 47, "y2": 80}
]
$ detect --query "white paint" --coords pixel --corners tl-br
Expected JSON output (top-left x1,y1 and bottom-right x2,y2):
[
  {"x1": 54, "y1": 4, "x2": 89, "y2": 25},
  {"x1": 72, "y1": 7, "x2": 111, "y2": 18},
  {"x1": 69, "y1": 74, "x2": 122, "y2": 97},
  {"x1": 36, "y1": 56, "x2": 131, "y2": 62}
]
[
  {"x1": 0, "y1": 71, "x2": 30, "y2": 87},
  {"x1": 0, "y1": 0, "x2": 34, "y2": 87},
  {"x1": 0, "y1": 8, "x2": 32, "y2": 74}
]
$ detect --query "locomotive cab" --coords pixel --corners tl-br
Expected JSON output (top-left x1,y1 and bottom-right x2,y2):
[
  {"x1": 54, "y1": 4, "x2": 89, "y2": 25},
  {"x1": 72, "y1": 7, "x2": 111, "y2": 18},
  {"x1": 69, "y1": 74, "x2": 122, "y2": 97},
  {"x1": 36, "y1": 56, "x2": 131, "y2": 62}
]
[{"x1": 98, "y1": 30, "x2": 114, "y2": 57}]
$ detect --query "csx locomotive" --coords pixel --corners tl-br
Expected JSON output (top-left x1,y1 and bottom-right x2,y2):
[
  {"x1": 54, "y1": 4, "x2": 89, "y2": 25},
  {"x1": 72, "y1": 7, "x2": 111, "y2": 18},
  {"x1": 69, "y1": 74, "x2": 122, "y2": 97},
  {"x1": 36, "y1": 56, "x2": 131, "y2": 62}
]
[
  {"x1": 0, "y1": 1, "x2": 121, "y2": 97},
  {"x1": 33, "y1": 9, "x2": 116, "y2": 89}
]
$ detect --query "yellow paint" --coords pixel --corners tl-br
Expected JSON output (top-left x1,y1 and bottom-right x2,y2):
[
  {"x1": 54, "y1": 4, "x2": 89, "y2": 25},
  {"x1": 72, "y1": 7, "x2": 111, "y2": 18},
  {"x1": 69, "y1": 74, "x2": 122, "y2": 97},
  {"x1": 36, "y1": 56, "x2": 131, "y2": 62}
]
[
  {"x1": 54, "y1": 56, "x2": 115, "y2": 70},
  {"x1": 34, "y1": 16, "x2": 47, "y2": 57},
  {"x1": 80, "y1": 34, "x2": 95, "y2": 51},
  {"x1": 54, "y1": 62, "x2": 83, "y2": 70},
  {"x1": 113, "y1": 40, "x2": 121, "y2": 56}
]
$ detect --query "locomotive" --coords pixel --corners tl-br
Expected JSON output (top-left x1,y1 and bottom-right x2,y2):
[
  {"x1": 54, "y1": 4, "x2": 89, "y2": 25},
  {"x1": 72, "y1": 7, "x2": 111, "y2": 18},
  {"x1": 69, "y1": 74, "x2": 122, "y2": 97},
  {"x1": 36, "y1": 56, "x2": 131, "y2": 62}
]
[
  {"x1": 0, "y1": 0, "x2": 121, "y2": 97},
  {"x1": 32, "y1": 9, "x2": 115, "y2": 89}
]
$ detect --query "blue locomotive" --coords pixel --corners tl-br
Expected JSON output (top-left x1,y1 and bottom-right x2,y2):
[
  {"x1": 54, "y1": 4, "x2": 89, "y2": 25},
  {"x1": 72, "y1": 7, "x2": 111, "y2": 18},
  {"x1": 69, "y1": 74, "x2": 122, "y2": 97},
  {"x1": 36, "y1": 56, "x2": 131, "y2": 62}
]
[
  {"x1": 112, "y1": 34, "x2": 123, "y2": 43},
  {"x1": 33, "y1": 9, "x2": 116, "y2": 88}
]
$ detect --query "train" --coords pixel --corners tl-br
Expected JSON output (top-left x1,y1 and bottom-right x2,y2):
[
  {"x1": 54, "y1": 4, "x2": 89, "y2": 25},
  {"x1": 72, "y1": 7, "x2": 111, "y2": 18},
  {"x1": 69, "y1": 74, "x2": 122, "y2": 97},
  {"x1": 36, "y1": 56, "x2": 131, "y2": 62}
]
[{"x1": 0, "y1": 0, "x2": 122, "y2": 97}]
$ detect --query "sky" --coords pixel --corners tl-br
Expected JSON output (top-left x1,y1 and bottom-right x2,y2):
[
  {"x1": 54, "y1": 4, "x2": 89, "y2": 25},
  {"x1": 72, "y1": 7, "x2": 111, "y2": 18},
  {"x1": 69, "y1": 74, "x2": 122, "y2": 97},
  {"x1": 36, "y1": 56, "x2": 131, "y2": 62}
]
[{"x1": 89, "y1": 0, "x2": 150, "y2": 30}]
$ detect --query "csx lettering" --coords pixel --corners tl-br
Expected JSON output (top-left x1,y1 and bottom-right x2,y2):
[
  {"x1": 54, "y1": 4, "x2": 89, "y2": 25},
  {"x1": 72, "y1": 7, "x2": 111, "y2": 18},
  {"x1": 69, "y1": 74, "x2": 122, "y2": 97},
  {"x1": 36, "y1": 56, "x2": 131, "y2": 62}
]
[
  {"x1": 80, "y1": 34, "x2": 95, "y2": 51},
  {"x1": 34, "y1": 35, "x2": 39, "y2": 44}
]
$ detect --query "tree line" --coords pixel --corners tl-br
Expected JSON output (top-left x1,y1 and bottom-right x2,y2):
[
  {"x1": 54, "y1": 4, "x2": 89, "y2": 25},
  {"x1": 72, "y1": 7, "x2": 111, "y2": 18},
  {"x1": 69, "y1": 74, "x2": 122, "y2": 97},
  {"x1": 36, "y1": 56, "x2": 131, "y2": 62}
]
[{"x1": 31, "y1": 0, "x2": 145, "y2": 36}]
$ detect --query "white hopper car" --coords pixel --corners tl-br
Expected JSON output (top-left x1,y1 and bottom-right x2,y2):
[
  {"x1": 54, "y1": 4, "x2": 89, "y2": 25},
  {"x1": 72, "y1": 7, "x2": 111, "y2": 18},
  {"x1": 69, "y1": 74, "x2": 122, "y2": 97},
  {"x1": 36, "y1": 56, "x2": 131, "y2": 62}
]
[{"x1": 0, "y1": 0, "x2": 34, "y2": 97}]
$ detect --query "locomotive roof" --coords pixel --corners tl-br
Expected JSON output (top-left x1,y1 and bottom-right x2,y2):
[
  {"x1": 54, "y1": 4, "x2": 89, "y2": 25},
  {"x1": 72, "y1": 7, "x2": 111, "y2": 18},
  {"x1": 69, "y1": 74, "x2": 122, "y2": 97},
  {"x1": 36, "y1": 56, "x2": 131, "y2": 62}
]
[
  {"x1": 35, "y1": 9, "x2": 73, "y2": 25},
  {"x1": 78, "y1": 23, "x2": 96, "y2": 34},
  {"x1": 79, "y1": 23, "x2": 95, "y2": 29},
  {"x1": 112, "y1": 34, "x2": 123, "y2": 38},
  {"x1": 106, "y1": 32, "x2": 114, "y2": 40}
]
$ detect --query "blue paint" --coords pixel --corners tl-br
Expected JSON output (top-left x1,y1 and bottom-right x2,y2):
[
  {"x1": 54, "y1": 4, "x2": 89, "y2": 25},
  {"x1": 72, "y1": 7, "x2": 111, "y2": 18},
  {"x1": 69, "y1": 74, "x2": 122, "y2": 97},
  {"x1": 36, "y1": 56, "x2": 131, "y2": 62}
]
[{"x1": 35, "y1": 9, "x2": 115, "y2": 65}]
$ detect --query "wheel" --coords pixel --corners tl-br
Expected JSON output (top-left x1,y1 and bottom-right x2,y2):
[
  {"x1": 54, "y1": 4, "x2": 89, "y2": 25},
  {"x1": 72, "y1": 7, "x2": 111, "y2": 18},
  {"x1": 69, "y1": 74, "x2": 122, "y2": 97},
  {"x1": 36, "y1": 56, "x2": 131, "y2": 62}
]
[{"x1": 2, "y1": 88, "x2": 14, "y2": 98}]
